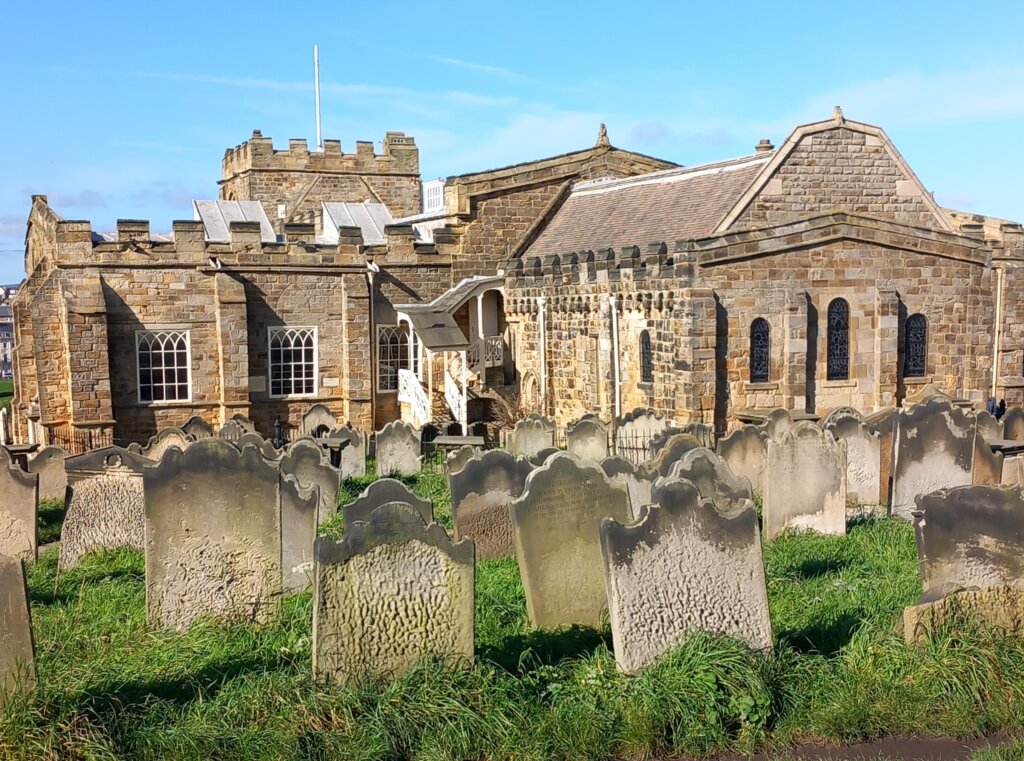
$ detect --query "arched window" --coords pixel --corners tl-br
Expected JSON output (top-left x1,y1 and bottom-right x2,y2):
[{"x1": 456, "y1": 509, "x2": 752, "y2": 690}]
[
  {"x1": 750, "y1": 318, "x2": 770, "y2": 383},
  {"x1": 904, "y1": 313, "x2": 927, "y2": 378},
  {"x1": 377, "y1": 325, "x2": 409, "y2": 392},
  {"x1": 826, "y1": 298, "x2": 850, "y2": 381},
  {"x1": 639, "y1": 330, "x2": 653, "y2": 383},
  {"x1": 269, "y1": 327, "x2": 317, "y2": 397}
]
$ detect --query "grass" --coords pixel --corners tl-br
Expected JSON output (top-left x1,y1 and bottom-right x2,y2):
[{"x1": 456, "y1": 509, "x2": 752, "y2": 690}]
[
  {"x1": 4, "y1": 471, "x2": 1023, "y2": 760},
  {"x1": 0, "y1": 379, "x2": 12, "y2": 410},
  {"x1": 36, "y1": 500, "x2": 65, "y2": 546}
]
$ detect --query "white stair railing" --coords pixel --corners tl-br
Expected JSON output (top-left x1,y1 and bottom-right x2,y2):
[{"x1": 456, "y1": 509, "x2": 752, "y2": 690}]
[
  {"x1": 398, "y1": 369, "x2": 430, "y2": 428},
  {"x1": 445, "y1": 370, "x2": 467, "y2": 429},
  {"x1": 484, "y1": 336, "x2": 503, "y2": 368}
]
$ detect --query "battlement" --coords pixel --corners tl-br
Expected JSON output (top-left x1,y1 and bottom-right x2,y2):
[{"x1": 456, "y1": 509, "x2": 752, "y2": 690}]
[{"x1": 222, "y1": 129, "x2": 419, "y2": 180}]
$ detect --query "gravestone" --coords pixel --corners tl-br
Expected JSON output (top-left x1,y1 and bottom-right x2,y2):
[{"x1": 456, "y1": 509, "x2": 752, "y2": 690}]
[
  {"x1": 1003, "y1": 407, "x2": 1024, "y2": 442},
  {"x1": 716, "y1": 425, "x2": 770, "y2": 495},
  {"x1": 614, "y1": 407, "x2": 668, "y2": 464},
  {"x1": 445, "y1": 445, "x2": 482, "y2": 475},
  {"x1": 375, "y1": 421, "x2": 421, "y2": 476},
  {"x1": 864, "y1": 408, "x2": 898, "y2": 505},
  {"x1": 529, "y1": 447, "x2": 561, "y2": 467},
  {"x1": 301, "y1": 403, "x2": 338, "y2": 437},
  {"x1": 974, "y1": 410, "x2": 1003, "y2": 442},
  {"x1": 665, "y1": 447, "x2": 754, "y2": 512},
  {"x1": 342, "y1": 478, "x2": 433, "y2": 530},
  {"x1": 144, "y1": 438, "x2": 281, "y2": 630},
  {"x1": 891, "y1": 396, "x2": 977, "y2": 519},
  {"x1": 820, "y1": 406, "x2": 862, "y2": 430},
  {"x1": 510, "y1": 452, "x2": 630, "y2": 628},
  {"x1": 313, "y1": 502, "x2": 474, "y2": 683},
  {"x1": 973, "y1": 429, "x2": 1004, "y2": 485},
  {"x1": 136, "y1": 427, "x2": 193, "y2": 460},
  {"x1": 507, "y1": 417, "x2": 556, "y2": 459},
  {"x1": 825, "y1": 414, "x2": 882, "y2": 508},
  {"x1": 601, "y1": 478, "x2": 771, "y2": 673},
  {"x1": 27, "y1": 445, "x2": 68, "y2": 503},
  {"x1": 0, "y1": 448, "x2": 38, "y2": 561},
  {"x1": 648, "y1": 433, "x2": 703, "y2": 477},
  {"x1": 647, "y1": 427, "x2": 687, "y2": 456},
  {"x1": 903, "y1": 586, "x2": 1024, "y2": 643},
  {"x1": 60, "y1": 446, "x2": 152, "y2": 571},
  {"x1": 681, "y1": 422, "x2": 715, "y2": 449},
  {"x1": 237, "y1": 432, "x2": 280, "y2": 460},
  {"x1": 600, "y1": 456, "x2": 657, "y2": 519},
  {"x1": 0, "y1": 556, "x2": 34, "y2": 700},
  {"x1": 181, "y1": 415, "x2": 214, "y2": 439},
  {"x1": 763, "y1": 422, "x2": 847, "y2": 539},
  {"x1": 761, "y1": 408, "x2": 793, "y2": 440},
  {"x1": 280, "y1": 438, "x2": 340, "y2": 525},
  {"x1": 566, "y1": 417, "x2": 609, "y2": 462},
  {"x1": 280, "y1": 475, "x2": 320, "y2": 594},
  {"x1": 218, "y1": 417, "x2": 255, "y2": 441},
  {"x1": 448, "y1": 449, "x2": 532, "y2": 558},
  {"x1": 331, "y1": 425, "x2": 367, "y2": 478}
]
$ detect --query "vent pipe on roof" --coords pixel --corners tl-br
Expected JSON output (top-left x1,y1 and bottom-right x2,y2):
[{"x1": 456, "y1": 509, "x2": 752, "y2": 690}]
[{"x1": 755, "y1": 139, "x2": 774, "y2": 153}]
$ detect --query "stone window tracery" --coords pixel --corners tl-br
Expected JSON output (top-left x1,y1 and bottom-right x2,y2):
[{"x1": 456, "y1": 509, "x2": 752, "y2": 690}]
[
  {"x1": 377, "y1": 325, "x2": 409, "y2": 393},
  {"x1": 136, "y1": 330, "x2": 191, "y2": 404},
  {"x1": 827, "y1": 298, "x2": 850, "y2": 381},
  {"x1": 640, "y1": 330, "x2": 654, "y2": 384},
  {"x1": 269, "y1": 327, "x2": 317, "y2": 397},
  {"x1": 750, "y1": 318, "x2": 770, "y2": 383},
  {"x1": 904, "y1": 313, "x2": 927, "y2": 378}
]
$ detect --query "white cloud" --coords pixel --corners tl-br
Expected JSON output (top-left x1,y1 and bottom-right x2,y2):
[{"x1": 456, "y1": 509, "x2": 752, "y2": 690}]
[{"x1": 427, "y1": 55, "x2": 528, "y2": 83}]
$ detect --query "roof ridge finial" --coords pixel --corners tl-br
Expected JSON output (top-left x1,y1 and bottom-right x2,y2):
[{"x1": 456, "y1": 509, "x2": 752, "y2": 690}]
[
  {"x1": 596, "y1": 123, "x2": 610, "y2": 149},
  {"x1": 833, "y1": 105, "x2": 845, "y2": 125}
]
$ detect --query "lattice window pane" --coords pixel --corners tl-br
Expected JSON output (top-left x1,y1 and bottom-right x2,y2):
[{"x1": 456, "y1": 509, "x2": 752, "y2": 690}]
[
  {"x1": 750, "y1": 318, "x2": 770, "y2": 383},
  {"x1": 377, "y1": 325, "x2": 411, "y2": 392},
  {"x1": 136, "y1": 330, "x2": 191, "y2": 403},
  {"x1": 639, "y1": 330, "x2": 654, "y2": 384},
  {"x1": 268, "y1": 327, "x2": 317, "y2": 397},
  {"x1": 904, "y1": 313, "x2": 927, "y2": 378},
  {"x1": 827, "y1": 299, "x2": 850, "y2": 381}
]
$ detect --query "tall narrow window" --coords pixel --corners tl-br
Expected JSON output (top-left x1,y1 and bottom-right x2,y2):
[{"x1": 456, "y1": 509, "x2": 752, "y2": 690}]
[
  {"x1": 750, "y1": 318, "x2": 770, "y2": 383},
  {"x1": 639, "y1": 330, "x2": 654, "y2": 383},
  {"x1": 827, "y1": 298, "x2": 850, "y2": 381},
  {"x1": 269, "y1": 327, "x2": 317, "y2": 397},
  {"x1": 377, "y1": 325, "x2": 409, "y2": 392},
  {"x1": 136, "y1": 330, "x2": 191, "y2": 403},
  {"x1": 904, "y1": 313, "x2": 927, "y2": 378}
]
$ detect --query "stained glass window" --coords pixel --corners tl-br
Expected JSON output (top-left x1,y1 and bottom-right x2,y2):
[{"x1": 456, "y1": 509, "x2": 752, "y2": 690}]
[
  {"x1": 640, "y1": 330, "x2": 653, "y2": 383},
  {"x1": 904, "y1": 313, "x2": 927, "y2": 378},
  {"x1": 750, "y1": 318, "x2": 770, "y2": 383},
  {"x1": 827, "y1": 299, "x2": 850, "y2": 381}
]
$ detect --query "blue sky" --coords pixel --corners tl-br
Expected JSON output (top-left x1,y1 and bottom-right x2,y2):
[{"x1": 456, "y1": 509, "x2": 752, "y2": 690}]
[{"x1": 2, "y1": 1, "x2": 1023, "y2": 283}]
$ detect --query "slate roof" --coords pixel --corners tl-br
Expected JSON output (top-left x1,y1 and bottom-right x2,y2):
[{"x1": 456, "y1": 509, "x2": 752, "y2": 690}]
[{"x1": 524, "y1": 154, "x2": 771, "y2": 257}]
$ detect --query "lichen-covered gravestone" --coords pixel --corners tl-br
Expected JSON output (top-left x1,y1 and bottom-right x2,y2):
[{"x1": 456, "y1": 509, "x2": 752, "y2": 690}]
[
  {"x1": 825, "y1": 413, "x2": 882, "y2": 509},
  {"x1": 144, "y1": 439, "x2": 281, "y2": 630},
  {"x1": 601, "y1": 478, "x2": 771, "y2": 672},
  {"x1": 510, "y1": 452, "x2": 630, "y2": 628},
  {"x1": 566, "y1": 417, "x2": 609, "y2": 462},
  {"x1": 448, "y1": 449, "x2": 532, "y2": 558},
  {"x1": 973, "y1": 410, "x2": 1003, "y2": 442},
  {"x1": 507, "y1": 417, "x2": 555, "y2": 459},
  {"x1": 648, "y1": 433, "x2": 703, "y2": 477},
  {"x1": 375, "y1": 420, "x2": 421, "y2": 476},
  {"x1": 614, "y1": 407, "x2": 668, "y2": 464},
  {"x1": 761, "y1": 408, "x2": 793, "y2": 440},
  {"x1": 342, "y1": 478, "x2": 433, "y2": 530},
  {"x1": 665, "y1": 447, "x2": 754, "y2": 512},
  {"x1": 313, "y1": 502, "x2": 475, "y2": 683},
  {"x1": 280, "y1": 475, "x2": 319, "y2": 594},
  {"x1": 600, "y1": 457, "x2": 657, "y2": 519},
  {"x1": 236, "y1": 432, "x2": 280, "y2": 460},
  {"x1": 716, "y1": 425, "x2": 770, "y2": 495},
  {"x1": 27, "y1": 445, "x2": 68, "y2": 503},
  {"x1": 1003, "y1": 407, "x2": 1024, "y2": 442},
  {"x1": 445, "y1": 444, "x2": 482, "y2": 475},
  {"x1": 763, "y1": 423, "x2": 847, "y2": 540},
  {"x1": 137, "y1": 427, "x2": 193, "y2": 460},
  {"x1": 0, "y1": 555, "x2": 34, "y2": 700},
  {"x1": 331, "y1": 425, "x2": 367, "y2": 478},
  {"x1": 0, "y1": 449, "x2": 38, "y2": 561},
  {"x1": 280, "y1": 438, "x2": 341, "y2": 525},
  {"x1": 59, "y1": 446, "x2": 153, "y2": 571}
]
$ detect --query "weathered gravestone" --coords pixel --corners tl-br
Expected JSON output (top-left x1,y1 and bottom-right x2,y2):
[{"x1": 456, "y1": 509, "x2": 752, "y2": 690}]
[
  {"x1": 181, "y1": 415, "x2": 214, "y2": 439},
  {"x1": 144, "y1": 438, "x2": 281, "y2": 630},
  {"x1": 507, "y1": 417, "x2": 556, "y2": 459},
  {"x1": 648, "y1": 433, "x2": 703, "y2": 477},
  {"x1": 716, "y1": 425, "x2": 770, "y2": 495},
  {"x1": 647, "y1": 427, "x2": 687, "y2": 456},
  {"x1": 601, "y1": 478, "x2": 771, "y2": 673},
  {"x1": 129, "y1": 427, "x2": 193, "y2": 461},
  {"x1": 0, "y1": 555, "x2": 34, "y2": 700},
  {"x1": 331, "y1": 424, "x2": 367, "y2": 478},
  {"x1": 681, "y1": 422, "x2": 715, "y2": 449},
  {"x1": 280, "y1": 438, "x2": 341, "y2": 525},
  {"x1": 27, "y1": 445, "x2": 68, "y2": 503},
  {"x1": 825, "y1": 412, "x2": 882, "y2": 509},
  {"x1": 449, "y1": 449, "x2": 532, "y2": 558},
  {"x1": 864, "y1": 407, "x2": 898, "y2": 505},
  {"x1": 665, "y1": 447, "x2": 754, "y2": 512},
  {"x1": 313, "y1": 502, "x2": 474, "y2": 683},
  {"x1": 972, "y1": 427, "x2": 1004, "y2": 486},
  {"x1": 529, "y1": 446, "x2": 561, "y2": 467},
  {"x1": 973, "y1": 410, "x2": 1003, "y2": 442},
  {"x1": 763, "y1": 422, "x2": 847, "y2": 540},
  {"x1": 566, "y1": 417, "x2": 609, "y2": 462},
  {"x1": 237, "y1": 432, "x2": 280, "y2": 460},
  {"x1": 280, "y1": 475, "x2": 319, "y2": 594},
  {"x1": 510, "y1": 452, "x2": 630, "y2": 628},
  {"x1": 820, "y1": 406, "x2": 861, "y2": 430},
  {"x1": 375, "y1": 420, "x2": 421, "y2": 476},
  {"x1": 761, "y1": 408, "x2": 794, "y2": 440},
  {"x1": 0, "y1": 448, "x2": 38, "y2": 561},
  {"x1": 445, "y1": 444, "x2": 482, "y2": 475},
  {"x1": 60, "y1": 446, "x2": 152, "y2": 571},
  {"x1": 600, "y1": 456, "x2": 657, "y2": 519},
  {"x1": 1003, "y1": 407, "x2": 1024, "y2": 442},
  {"x1": 342, "y1": 478, "x2": 433, "y2": 531},
  {"x1": 614, "y1": 408, "x2": 669, "y2": 465},
  {"x1": 301, "y1": 403, "x2": 338, "y2": 437},
  {"x1": 217, "y1": 416, "x2": 255, "y2": 441}
]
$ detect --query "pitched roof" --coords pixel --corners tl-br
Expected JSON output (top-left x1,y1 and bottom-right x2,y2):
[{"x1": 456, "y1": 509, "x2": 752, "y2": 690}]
[
  {"x1": 524, "y1": 154, "x2": 770, "y2": 258},
  {"x1": 321, "y1": 201, "x2": 395, "y2": 245},
  {"x1": 192, "y1": 200, "x2": 276, "y2": 243}
]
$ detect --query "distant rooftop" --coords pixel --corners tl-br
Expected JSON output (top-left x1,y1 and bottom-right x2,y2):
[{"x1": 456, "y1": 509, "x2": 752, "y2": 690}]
[{"x1": 193, "y1": 200, "x2": 276, "y2": 243}]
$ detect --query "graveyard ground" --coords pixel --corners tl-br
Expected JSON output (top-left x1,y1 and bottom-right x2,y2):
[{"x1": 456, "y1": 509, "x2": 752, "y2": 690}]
[{"x1": 2, "y1": 470, "x2": 1024, "y2": 761}]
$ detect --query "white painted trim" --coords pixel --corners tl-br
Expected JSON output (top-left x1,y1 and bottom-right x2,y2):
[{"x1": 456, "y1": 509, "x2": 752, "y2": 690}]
[
  {"x1": 135, "y1": 329, "x2": 193, "y2": 406},
  {"x1": 267, "y1": 326, "x2": 319, "y2": 399}
]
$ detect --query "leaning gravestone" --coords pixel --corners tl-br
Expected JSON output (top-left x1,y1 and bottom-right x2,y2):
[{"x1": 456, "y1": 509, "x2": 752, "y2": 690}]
[
  {"x1": 566, "y1": 417, "x2": 610, "y2": 462},
  {"x1": 825, "y1": 414, "x2": 882, "y2": 508},
  {"x1": 507, "y1": 417, "x2": 556, "y2": 459},
  {"x1": 665, "y1": 447, "x2": 754, "y2": 512},
  {"x1": 445, "y1": 444, "x2": 482, "y2": 475},
  {"x1": 280, "y1": 438, "x2": 341, "y2": 525},
  {"x1": 648, "y1": 433, "x2": 703, "y2": 477},
  {"x1": 891, "y1": 396, "x2": 976, "y2": 519},
  {"x1": 601, "y1": 478, "x2": 771, "y2": 673},
  {"x1": 27, "y1": 445, "x2": 68, "y2": 503},
  {"x1": 0, "y1": 555, "x2": 34, "y2": 700},
  {"x1": 0, "y1": 449, "x2": 38, "y2": 561},
  {"x1": 144, "y1": 438, "x2": 281, "y2": 630},
  {"x1": 60, "y1": 446, "x2": 152, "y2": 571},
  {"x1": 763, "y1": 423, "x2": 847, "y2": 540},
  {"x1": 600, "y1": 456, "x2": 657, "y2": 519},
  {"x1": 313, "y1": 502, "x2": 474, "y2": 683},
  {"x1": 331, "y1": 424, "x2": 367, "y2": 478},
  {"x1": 761, "y1": 408, "x2": 793, "y2": 440},
  {"x1": 181, "y1": 415, "x2": 214, "y2": 439},
  {"x1": 375, "y1": 420, "x2": 421, "y2": 476},
  {"x1": 342, "y1": 478, "x2": 433, "y2": 530},
  {"x1": 449, "y1": 449, "x2": 532, "y2": 558},
  {"x1": 510, "y1": 452, "x2": 630, "y2": 628},
  {"x1": 280, "y1": 475, "x2": 319, "y2": 594},
  {"x1": 1003, "y1": 407, "x2": 1024, "y2": 442},
  {"x1": 716, "y1": 425, "x2": 770, "y2": 495}
]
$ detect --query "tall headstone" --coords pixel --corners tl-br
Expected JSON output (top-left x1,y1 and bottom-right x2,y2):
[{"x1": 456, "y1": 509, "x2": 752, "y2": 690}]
[
  {"x1": 665, "y1": 447, "x2": 754, "y2": 512},
  {"x1": 0, "y1": 448, "x2": 38, "y2": 561},
  {"x1": 763, "y1": 422, "x2": 847, "y2": 539},
  {"x1": 648, "y1": 433, "x2": 703, "y2": 477},
  {"x1": 601, "y1": 478, "x2": 771, "y2": 673},
  {"x1": 280, "y1": 475, "x2": 319, "y2": 594},
  {"x1": 181, "y1": 415, "x2": 214, "y2": 439},
  {"x1": 864, "y1": 407, "x2": 898, "y2": 506},
  {"x1": 0, "y1": 556, "x2": 34, "y2": 700},
  {"x1": 313, "y1": 502, "x2": 474, "y2": 683},
  {"x1": 510, "y1": 453, "x2": 630, "y2": 628},
  {"x1": 342, "y1": 478, "x2": 433, "y2": 530},
  {"x1": 448, "y1": 449, "x2": 532, "y2": 558},
  {"x1": 331, "y1": 424, "x2": 367, "y2": 478},
  {"x1": 507, "y1": 417, "x2": 555, "y2": 459},
  {"x1": 144, "y1": 438, "x2": 281, "y2": 630},
  {"x1": 280, "y1": 438, "x2": 341, "y2": 525},
  {"x1": 60, "y1": 446, "x2": 152, "y2": 571},
  {"x1": 716, "y1": 425, "x2": 770, "y2": 495},
  {"x1": 27, "y1": 445, "x2": 68, "y2": 503},
  {"x1": 375, "y1": 420, "x2": 421, "y2": 477},
  {"x1": 825, "y1": 414, "x2": 882, "y2": 508},
  {"x1": 1003, "y1": 407, "x2": 1024, "y2": 442},
  {"x1": 301, "y1": 403, "x2": 338, "y2": 437},
  {"x1": 600, "y1": 456, "x2": 657, "y2": 519},
  {"x1": 566, "y1": 417, "x2": 610, "y2": 462}
]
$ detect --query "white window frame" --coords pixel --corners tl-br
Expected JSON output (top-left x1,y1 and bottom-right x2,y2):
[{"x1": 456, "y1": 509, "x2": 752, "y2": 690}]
[
  {"x1": 268, "y1": 326, "x2": 319, "y2": 399},
  {"x1": 378, "y1": 324, "x2": 420, "y2": 394},
  {"x1": 135, "y1": 329, "x2": 193, "y2": 405}
]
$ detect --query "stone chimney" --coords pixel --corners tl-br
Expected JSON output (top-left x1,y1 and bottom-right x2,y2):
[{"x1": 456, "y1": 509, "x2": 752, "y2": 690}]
[{"x1": 755, "y1": 139, "x2": 774, "y2": 153}]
